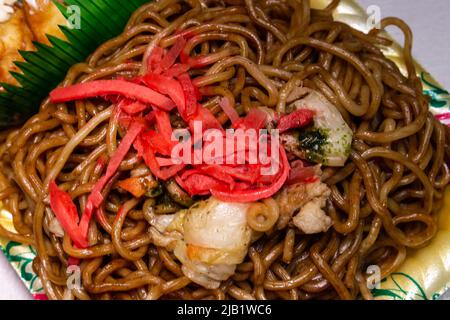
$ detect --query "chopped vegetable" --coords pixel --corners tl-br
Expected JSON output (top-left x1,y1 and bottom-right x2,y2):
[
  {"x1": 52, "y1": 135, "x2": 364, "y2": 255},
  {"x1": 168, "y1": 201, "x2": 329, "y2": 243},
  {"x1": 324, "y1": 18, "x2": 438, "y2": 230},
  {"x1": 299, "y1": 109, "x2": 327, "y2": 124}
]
[
  {"x1": 219, "y1": 97, "x2": 239, "y2": 124},
  {"x1": 141, "y1": 74, "x2": 186, "y2": 115},
  {"x1": 49, "y1": 181, "x2": 87, "y2": 248},
  {"x1": 197, "y1": 165, "x2": 236, "y2": 188},
  {"x1": 118, "y1": 176, "x2": 158, "y2": 197},
  {"x1": 290, "y1": 89, "x2": 353, "y2": 166},
  {"x1": 178, "y1": 73, "x2": 198, "y2": 118},
  {"x1": 163, "y1": 63, "x2": 190, "y2": 77},
  {"x1": 149, "y1": 197, "x2": 252, "y2": 288},
  {"x1": 120, "y1": 100, "x2": 149, "y2": 115},
  {"x1": 48, "y1": 50, "x2": 293, "y2": 207},
  {"x1": 156, "y1": 36, "x2": 186, "y2": 73},
  {"x1": 210, "y1": 147, "x2": 290, "y2": 203},
  {"x1": 213, "y1": 165, "x2": 261, "y2": 184},
  {"x1": 157, "y1": 157, "x2": 178, "y2": 167},
  {"x1": 146, "y1": 46, "x2": 165, "y2": 73},
  {"x1": 287, "y1": 160, "x2": 319, "y2": 185},
  {"x1": 140, "y1": 130, "x2": 173, "y2": 156},
  {"x1": 50, "y1": 80, "x2": 175, "y2": 111},
  {"x1": 137, "y1": 109, "x2": 174, "y2": 157},
  {"x1": 188, "y1": 105, "x2": 224, "y2": 132},
  {"x1": 277, "y1": 109, "x2": 315, "y2": 133},
  {"x1": 182, "y1": 173, "x2": 222, "y2": 196},
  {"x1": 233, "y1": 108, "x2": 268, "y2": 131},
  {"x1": 67, "y1": 257, "x2": 80, "y2": 266},
  {"x1": 135, "y1": 136, "x2": 185, "y2": 180},
  {"x1": 78, "y1": 121, "x2": 145, "y2": 238},
  {"x1": 162, "y1": 105, "x2": 291, "y2": 202},
  {"x1": 154, "y1": 109, "x2": 173, "y2": 142}
]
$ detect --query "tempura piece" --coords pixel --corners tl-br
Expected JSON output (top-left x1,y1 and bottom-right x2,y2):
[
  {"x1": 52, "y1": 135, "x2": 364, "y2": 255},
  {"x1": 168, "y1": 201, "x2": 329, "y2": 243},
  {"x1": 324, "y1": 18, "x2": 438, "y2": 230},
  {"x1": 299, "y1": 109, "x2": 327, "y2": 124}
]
[
  {"x1": 0, "y1": 7, "x2": 34, "y2": 86},
  {"x1": 23, "y1": 0, "x2": 67, "y2": 45}
]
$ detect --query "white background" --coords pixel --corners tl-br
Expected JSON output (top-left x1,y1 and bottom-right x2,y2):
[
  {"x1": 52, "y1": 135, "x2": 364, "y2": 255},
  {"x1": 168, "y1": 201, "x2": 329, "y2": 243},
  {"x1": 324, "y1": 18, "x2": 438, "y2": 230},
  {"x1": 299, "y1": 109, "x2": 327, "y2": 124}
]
[
  {"x1": 1, "y1": 0, "x2": 450, "y2": 300},
  {"x1": 357, "y1": 0, "x2": 450, "y2": 90}
]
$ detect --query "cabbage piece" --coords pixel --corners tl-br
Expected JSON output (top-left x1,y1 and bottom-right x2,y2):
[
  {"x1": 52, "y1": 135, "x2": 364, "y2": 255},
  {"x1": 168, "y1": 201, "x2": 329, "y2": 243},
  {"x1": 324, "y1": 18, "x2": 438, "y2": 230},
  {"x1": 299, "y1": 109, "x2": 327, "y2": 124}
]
[
  {"x1": 149, "y1": 197, "x2": 252, "y2": 289},
  {"x1": 290, "y1": 89, "x2": 353, "y2": 166}
]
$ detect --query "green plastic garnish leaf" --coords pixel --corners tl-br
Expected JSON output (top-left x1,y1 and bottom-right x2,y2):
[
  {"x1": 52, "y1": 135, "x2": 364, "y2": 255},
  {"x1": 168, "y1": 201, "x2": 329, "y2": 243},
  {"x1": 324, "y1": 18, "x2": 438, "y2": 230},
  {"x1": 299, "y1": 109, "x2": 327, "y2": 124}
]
[{"x1": 0, "y1": 0, "x2": 149, "y2": 126}]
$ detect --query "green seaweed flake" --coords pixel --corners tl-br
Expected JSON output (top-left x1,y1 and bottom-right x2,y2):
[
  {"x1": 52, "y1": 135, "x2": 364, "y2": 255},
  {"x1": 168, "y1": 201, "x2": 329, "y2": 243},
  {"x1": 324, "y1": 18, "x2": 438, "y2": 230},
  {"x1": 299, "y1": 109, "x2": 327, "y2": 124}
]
[{"x1": 298, "y1": 128, "x2": 329, "y2": 163}]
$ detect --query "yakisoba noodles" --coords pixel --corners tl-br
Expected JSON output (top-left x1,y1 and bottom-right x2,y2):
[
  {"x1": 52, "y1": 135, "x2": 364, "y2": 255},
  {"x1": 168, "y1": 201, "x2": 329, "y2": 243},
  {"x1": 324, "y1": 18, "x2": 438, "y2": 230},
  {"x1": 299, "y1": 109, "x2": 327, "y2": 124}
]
[{"x1": 0, "y1": 0, "x2": 448, "y2": 300}]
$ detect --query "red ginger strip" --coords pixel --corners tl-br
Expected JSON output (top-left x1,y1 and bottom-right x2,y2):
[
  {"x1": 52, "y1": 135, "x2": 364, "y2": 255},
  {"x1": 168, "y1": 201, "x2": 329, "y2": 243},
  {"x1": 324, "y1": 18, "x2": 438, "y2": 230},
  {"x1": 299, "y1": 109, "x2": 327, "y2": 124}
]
[{"x1": 50, "y1": 80, "x2": 175, "y2": 111}]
